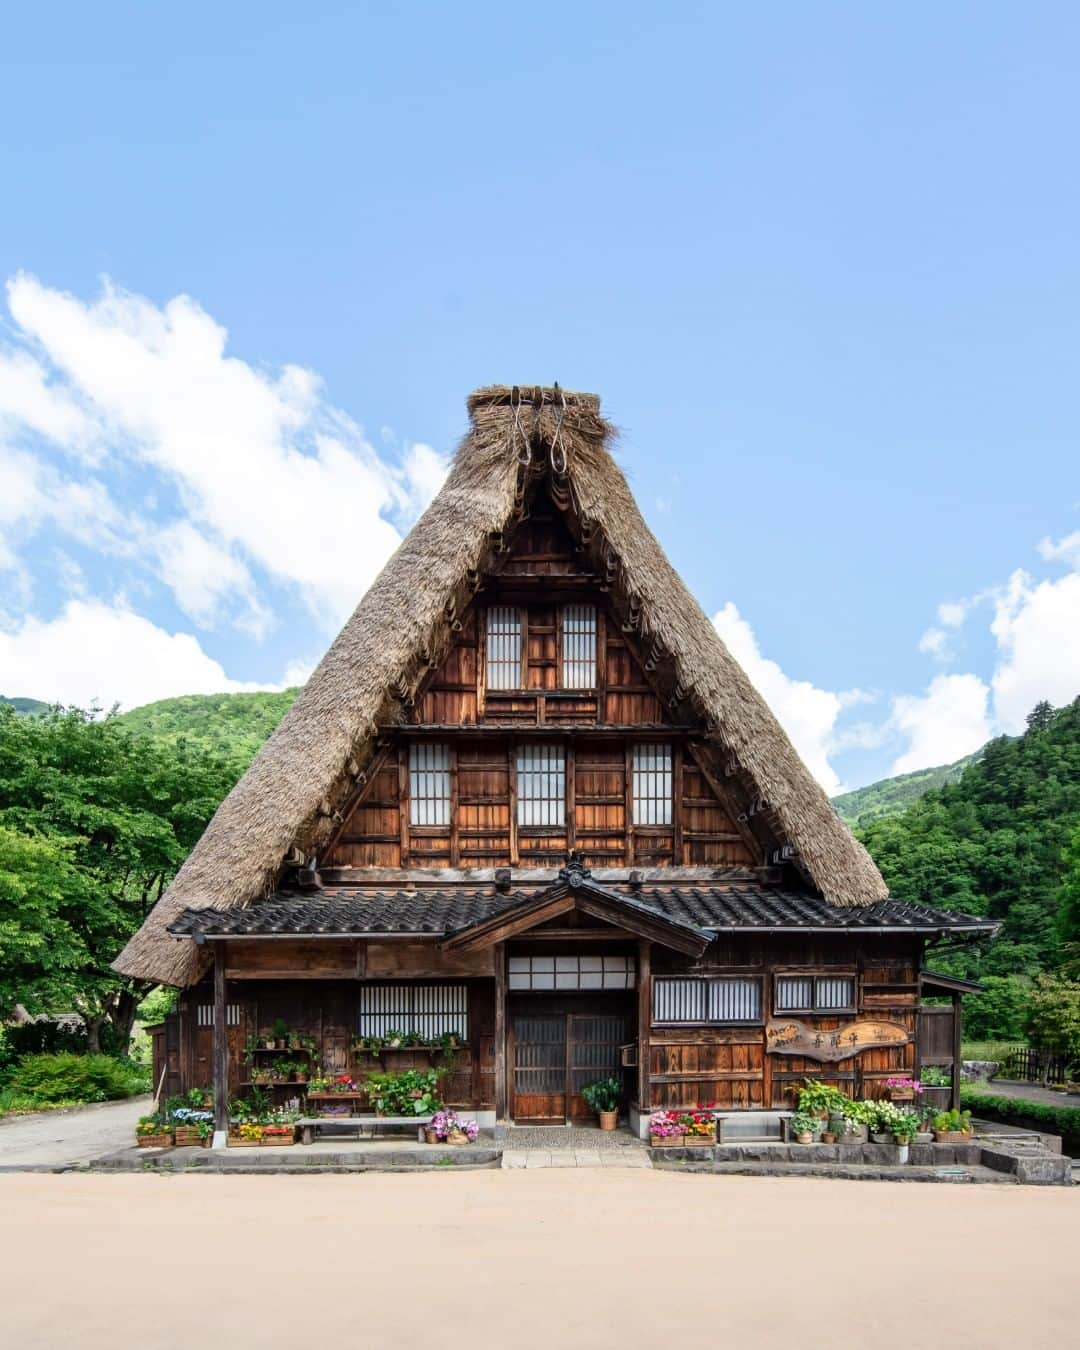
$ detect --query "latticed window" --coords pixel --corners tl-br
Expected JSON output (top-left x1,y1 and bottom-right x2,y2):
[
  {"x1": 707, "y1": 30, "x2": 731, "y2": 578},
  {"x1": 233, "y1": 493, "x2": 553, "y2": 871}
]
[
  {"x1": 561, "y1": 605, "x2": 596, "y2": 688},
  {"x1": 196, "y1": 1004, "x2": 242, "y2": 1027},
  {"x1": 632, "y1": 743, "x2": 672, "y2": 825},
  {"x1": 653, "y1": 976, "x2": 762, "y2": 1025},
  {"x1": 486, "y1": 606, "x2": 521, "y2": 690},
  {"x1": 409, "y1": 743, "x2": 450, "y2": 827},
  {"x1": 357, "y1": 985, "x2": 468, "y2": 1039},
  {"x1": 508, "y1": 954, "x2": 635, "y2": 991},
  {"x1": 517, "y1": 743, "x2": 565, "y2": 827},
  {"x1": 774, "y1": 974, "x2": 856, "y2": 1013}
]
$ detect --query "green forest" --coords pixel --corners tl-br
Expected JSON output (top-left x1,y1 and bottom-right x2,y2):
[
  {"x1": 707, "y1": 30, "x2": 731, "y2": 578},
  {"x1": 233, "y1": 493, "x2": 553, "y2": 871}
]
[
  {"x1": 859, "y1": 699, "x2": 1080, "y2": 1041},
  {"x1": 1, "y1": 689, "x2": 1078, "y2": 1060}
]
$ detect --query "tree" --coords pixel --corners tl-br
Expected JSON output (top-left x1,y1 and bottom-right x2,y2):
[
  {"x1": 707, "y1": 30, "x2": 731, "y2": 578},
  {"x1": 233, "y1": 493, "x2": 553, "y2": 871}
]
[
  {"x1": 1025, "y1": 974, "x2": 1080, "y2": 1080},
  {"x1": 1057, "y1": 822, "x2": 1080, "y2": 974},
  {"x1": 0, "y1": 706, "x2": 239, "y2": 1052}
]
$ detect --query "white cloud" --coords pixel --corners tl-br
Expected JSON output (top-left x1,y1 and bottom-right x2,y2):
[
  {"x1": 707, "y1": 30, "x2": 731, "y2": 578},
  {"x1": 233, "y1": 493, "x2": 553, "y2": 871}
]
[
  {"x1": 712, "y1": 602, "x2": 862, "y2": 795},
  {"x1": 1037, "y1": 530, "x2": 1080, "y2": 569},
  {"x1": 0, "y1": 599, "x2": 284, "y2": 710},
  {"x1": 917, "y1": 627, "x2": 949, "y2": 658},
  {"x1": 989, "y1": 567, "x2": 1080, "y2": 731},
  {"x1": 890, "y1": 673, "x2": 993, "y2": 775},
  {"x1": 1, "y1": 273, "x2": 450, "y2": 631},
  {"x1": 937, "y1": 600, "x2": 969, "y2": 628}
]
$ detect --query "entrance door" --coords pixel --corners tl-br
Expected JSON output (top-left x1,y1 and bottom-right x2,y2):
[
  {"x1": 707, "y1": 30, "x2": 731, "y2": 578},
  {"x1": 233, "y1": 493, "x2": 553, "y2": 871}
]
[{"x1": 511, "y1": 1003, "x2": 631, "y2": 1124}]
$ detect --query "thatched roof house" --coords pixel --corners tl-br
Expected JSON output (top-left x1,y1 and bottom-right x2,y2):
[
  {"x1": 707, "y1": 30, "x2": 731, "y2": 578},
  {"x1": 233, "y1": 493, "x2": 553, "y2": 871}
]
[{"x1": 116, "y1": 386, "x2": 889, "y2": 990}]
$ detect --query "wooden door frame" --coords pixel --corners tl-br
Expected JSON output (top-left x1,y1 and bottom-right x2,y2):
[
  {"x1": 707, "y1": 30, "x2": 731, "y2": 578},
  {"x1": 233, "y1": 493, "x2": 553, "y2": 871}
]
[{"x1": 508, "y1": 994, "x2": 633, "y2": 1125}]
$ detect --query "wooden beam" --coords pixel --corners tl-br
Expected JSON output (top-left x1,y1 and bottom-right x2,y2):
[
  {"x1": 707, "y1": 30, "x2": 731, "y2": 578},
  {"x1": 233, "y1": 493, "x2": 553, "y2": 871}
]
[
  {"x1": 494, "y1": 942, "x2": 507, "y2": 1123},
  {"x1": 507, "y1": 740, "x2": 519, "y2": 866},
  {"x1": 397, "y1": 745, "x2": 410, "y2": 865},
  {"x1": 624, "y1": 742, "x2": 634, "y2": 867},
  {"x1": 685, "y1": 741, "x2": 764, "y2": 863},
  {"x1": 638, "y1": 939, "x2": 651, "y2": 1113},
  {"x1": 566, "y1": 742, "x2": 576, "y2": 853},
  {"x1": 212, "y1": 944, "x2": 228, "y2": 1146},
  {"x1": 449, "y1": 746, "x2": 460, "y2": 868},
  {"x1": 672, "y1": 742, "x2": 684, "y2": 866}
]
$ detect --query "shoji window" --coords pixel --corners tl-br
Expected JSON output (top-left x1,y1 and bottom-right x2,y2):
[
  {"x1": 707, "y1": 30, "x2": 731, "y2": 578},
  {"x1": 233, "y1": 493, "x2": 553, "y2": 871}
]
[
  {"x1": 196, "y1": 1004, "x2": 242, "y2": 1027},
  {"x1": 508, "y1": 954, "x2": 635, "y2": 991},
  {"x1": 516, "y1": 744, "x2": 565, "y2": 827},
  {"x1": 486, "y1": 606, "x2": 522, "y2": 690},
  {"x1": 409, "y1": 743, "x2": 451, "y2": 827},
  {"x1": 561, "y1": 605, "x2": 597, "y2": 688},
  {"x1": 774, "y1": 974, "x2": 856, "y2": 1014},
  {"x1": 632, "y1": 743, "x2": 673, "y2": 825},
  {"x1": 357, "y1": 985, "x2": 468, "y2": 1039},
  {"x1": 653, "y1": 976, "x2": 763, "y2": 1025}
]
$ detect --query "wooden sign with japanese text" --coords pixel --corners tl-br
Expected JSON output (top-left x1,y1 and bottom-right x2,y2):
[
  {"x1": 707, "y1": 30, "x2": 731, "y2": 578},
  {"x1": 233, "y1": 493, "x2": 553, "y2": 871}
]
[{"x1": 765, "y1": 1018, "x2": 910, "y2": 1062}]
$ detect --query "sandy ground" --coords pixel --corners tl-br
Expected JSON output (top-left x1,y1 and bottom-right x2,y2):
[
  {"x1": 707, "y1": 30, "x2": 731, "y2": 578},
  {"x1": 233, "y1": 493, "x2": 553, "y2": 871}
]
[
  {"x1": 0, "y1": 1095, "x2": 150, "y2": 1166},
  {"x1": 0, "y1": 1171, "x2": 1075, "y2": 1349}
]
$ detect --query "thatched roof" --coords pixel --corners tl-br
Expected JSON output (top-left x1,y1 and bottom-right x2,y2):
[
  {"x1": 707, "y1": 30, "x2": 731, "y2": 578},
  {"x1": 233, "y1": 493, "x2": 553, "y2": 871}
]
[{"x1": 114, "y1": 384, "x2": 887, "y2": 987}]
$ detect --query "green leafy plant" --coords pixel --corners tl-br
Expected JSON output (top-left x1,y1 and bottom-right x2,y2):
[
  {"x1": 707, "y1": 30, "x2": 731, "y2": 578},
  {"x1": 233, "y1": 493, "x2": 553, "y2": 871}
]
[
  {"x1": 7, "y1": 1052, "x2": 149, "y2": 1104},
  {"x1": 840, "y1": 1098, "x2": 876, "y2": 1125},
  {"x1": 920, "y1": 1066, "x2": 951, "y2": 1087},
  {"x1": 931, "y1": 1108, "x2": 972, "y2": 1134},
  {"x1": 363, "y1": 1068, "x2": 444, "y2": 1116},
  {"x1": 581, "y1": 1077, "x2": 621, "y2": 1114},
  {"x1": 272, "y1": 1018, "x2": 289, "y2": 1045},
  {"x1": 797, "y1": 1080, "x2": 849, "y2": 1116},
  {"x1": 960, "y1": 1084, "x2": 1080, "y2": 1151},
  {"x1": 790, "y1": 1111, "x2": 819, "y2": 1138}
]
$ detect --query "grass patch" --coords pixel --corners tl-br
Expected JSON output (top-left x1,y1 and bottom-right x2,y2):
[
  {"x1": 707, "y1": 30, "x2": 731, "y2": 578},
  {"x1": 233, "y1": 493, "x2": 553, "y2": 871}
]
[{"x1": 960, "y1": 1041, "x2": 1026, "y2": 1063}]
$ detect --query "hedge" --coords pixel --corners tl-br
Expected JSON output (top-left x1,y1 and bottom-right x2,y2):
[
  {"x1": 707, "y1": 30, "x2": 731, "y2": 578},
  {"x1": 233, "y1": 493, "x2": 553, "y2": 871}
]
[
  {"x1": 6, "y1": 1053, "x2": 150, "y2": 1105},
  {"x1": 961, "y1": 1084, "x2": 1080, "y2": 1153}
]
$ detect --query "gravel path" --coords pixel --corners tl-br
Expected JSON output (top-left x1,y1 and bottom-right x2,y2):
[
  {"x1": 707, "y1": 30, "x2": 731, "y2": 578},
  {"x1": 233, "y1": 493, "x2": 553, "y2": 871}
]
[
  {"x1": 0, "y1": 1096, "x2": 150, "y2": 1167},
  {"x1": 0, "y1": 1171, "x2": 1075, "y2": 1348}
]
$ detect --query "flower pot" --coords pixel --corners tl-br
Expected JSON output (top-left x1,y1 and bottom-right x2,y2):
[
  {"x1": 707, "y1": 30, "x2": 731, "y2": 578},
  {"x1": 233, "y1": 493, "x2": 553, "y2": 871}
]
[
  {"x1": 447, "y1": 1128, "x2": 470, "y2": 1146},
  {"x1": 136, "y1": 1133, "x2": 173, "y2": 1149},
  {"x1": 424, "y1": 1127, "x2": 439, "y2": 1144},
  {"x1": 871, "y1": 1132, "x2": 893, "y2": 1144},
  {"x1": 887, "y1": 1091, "x2": 914, "y2": 1103},
  {"x1": 598, "y1": 1110, "x2": 618, "y2": 1132},
  {"x1": 933, "y1": 1129, "x2": 971, "y2": 1144},
  {"x1": 821, "y1": 1132, "x2": 836, "y2": 1144},
  {"x1": 172, "y1": 1125, "x2": 203, "y2": 1147},
  {"x1": 893, "y1": 1134, "x2": 912, "y2": 1146},
  {"x1": 796, "y1": 1131, "x2": 813, "y2": 1144},
  {"x1": 915, "y1": 1131, "x2": 933, "y2": 1144}
]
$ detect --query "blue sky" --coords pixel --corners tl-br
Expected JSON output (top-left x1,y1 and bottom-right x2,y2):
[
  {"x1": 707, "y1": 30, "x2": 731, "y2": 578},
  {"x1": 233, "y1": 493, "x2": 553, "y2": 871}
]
[{"x1": 1, "y1": 3, "x2": 1078, "y2": 792}]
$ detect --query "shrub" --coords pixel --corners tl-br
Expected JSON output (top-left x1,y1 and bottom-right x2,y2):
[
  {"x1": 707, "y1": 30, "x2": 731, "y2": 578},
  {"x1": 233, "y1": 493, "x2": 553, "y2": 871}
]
[
  {"x1": 7, "y1": 1053, "x2": 150, "y2": 1104},
  {"x1": 961, "y1": 1084, "x2": 1080, "y2": 1152}
]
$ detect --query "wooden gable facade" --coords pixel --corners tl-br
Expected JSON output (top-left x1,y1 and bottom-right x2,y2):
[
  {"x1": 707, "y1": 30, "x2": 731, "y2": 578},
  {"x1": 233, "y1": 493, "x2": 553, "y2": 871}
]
[{"x1": 141, "y1": 386, "x2": 994, "y2": 1142}]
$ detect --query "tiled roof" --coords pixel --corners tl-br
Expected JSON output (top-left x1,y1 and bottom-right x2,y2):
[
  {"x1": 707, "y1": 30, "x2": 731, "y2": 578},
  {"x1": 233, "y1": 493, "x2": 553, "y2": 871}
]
[{"x1": 167, "y1": 883, "x2": 996, "y2": 939}]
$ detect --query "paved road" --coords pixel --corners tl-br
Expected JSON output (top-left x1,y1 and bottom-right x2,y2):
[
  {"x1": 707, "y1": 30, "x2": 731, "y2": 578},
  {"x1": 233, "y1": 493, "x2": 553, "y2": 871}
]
[
  {"x1": 0, "y1": 1096, "x2": 150, "y2": 1167},
  {"x1": 0, "y1": 1171, "x2": 1075, "y2": 1349},
  {"x1": 973, "y1": 1078, "x2": 1080, "y2": 1109}
]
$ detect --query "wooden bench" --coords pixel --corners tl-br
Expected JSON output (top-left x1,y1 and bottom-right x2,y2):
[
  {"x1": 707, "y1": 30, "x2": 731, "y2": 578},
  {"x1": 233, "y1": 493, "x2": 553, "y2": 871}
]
[{"x1": 297, "y1": 1115, "x2": 432, "y2": 1145}]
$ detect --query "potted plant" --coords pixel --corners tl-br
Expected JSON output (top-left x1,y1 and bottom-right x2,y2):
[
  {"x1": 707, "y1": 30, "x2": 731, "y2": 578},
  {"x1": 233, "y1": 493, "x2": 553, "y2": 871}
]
[
  {"x1": 869, "y1": 1101, "x2": 901, "y2": 1143},
  {"x1": 790, "y1": 1111, "x2": 818, "y2": 1144},
  {"x1": 797, "y1": 1079, "x2": 848, "y2": 1121},
  {"x1": 839, "y1": 1098, "x2": 873, "y2": 1142},
  {"x1": 171, "y1": 1106, "x2": 213, "y2": 1147},
  {"x1": 271, "y1": 1057, "x2": 293, "y2": 1083},
  {"x1": 920, "y1": 1065, "x2": 952, "y2": 1112},
  {"x1": 272, "y1": 1018, "x2": 289, "y2": 1050},
  {"x1": 648, "y1": 1109, "x2": 716, "y2": 1147},
  {"x1": 293, "y1": 1063, "x2": 308, "y2": 1085},
  {"x1": 914, "y1": 1103, "x2": 935, "y2": 1143},
  {"x1": 932, "y1": 1108, "x2": 973, "y2": 1143},
  {"x1": 891, "y1": 1108, "x2": 920, "y2": 1146},
  {"x1": 581, "y1": 1077, "x2": 622, "y2": 1130},
  {"x1": 384, "y1": 1028, "x2": 405, "y2": 1050},
  {"x1": 135, "y1": 1114, "x2": 173, "y2": 1148},
  {"x1": 429, "y1": 1109, "x2": 479, "y2": 1144},
  {"x1": 252, "y1": 1064, "x2": 272, "y2": 1086},
  {"x1": 883, "y1": 1075, "x2": 923, "y2": 1105}
]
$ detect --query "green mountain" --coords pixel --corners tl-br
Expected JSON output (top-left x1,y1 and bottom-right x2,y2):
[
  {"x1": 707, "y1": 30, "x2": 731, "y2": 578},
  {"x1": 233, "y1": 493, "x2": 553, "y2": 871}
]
[
  {"x1": 117, "y1": 689, "x2": 300, "y2": 770},
  {"x1": 832, "y1": 750, "x2": 983, "y2": 828},
  {"x1": 0, "y1": 696, "x2": 52, "y2": 717},
  {"x1": 857, "y1": 699, "x2": 1080, "y2": 1039}
]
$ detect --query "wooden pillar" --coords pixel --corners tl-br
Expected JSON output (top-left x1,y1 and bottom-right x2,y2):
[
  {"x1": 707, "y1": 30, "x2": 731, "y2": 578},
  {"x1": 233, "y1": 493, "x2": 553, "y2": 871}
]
[
  {"x1": 494, "y1": 942, "x2": 508, "y2": 1123},
  {"x1": 212, "y1": 942, "x2": 228, "y2": 1148},
  {"x1": 637, "y1": 939, "x2": 651, "y2": 1114},
  {"x1": 951, "y1": 992, "x2": 962, "y2": 1111}
]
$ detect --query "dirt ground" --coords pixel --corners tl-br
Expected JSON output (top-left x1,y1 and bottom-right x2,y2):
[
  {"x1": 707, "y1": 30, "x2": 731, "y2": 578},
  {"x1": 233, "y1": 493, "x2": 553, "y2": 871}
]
[{"x1": 0, "y1": 1170, "x2": 1074, "y2": 1348}]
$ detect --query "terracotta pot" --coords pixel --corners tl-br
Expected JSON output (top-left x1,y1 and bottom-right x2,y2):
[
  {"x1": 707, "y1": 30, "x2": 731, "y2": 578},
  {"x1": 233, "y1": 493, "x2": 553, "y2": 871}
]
[
  {"x1": 821, "y1": 1132, "x2": 836, "y2": 1144},
  {"x1": 598, "y1": 1110, "x2": 618, "y2": 1132},
  {"x1": 447, "y1": 1128, "x2": 469, "y2": 1145},
  {"x1": 424, "y1": 1127, "x2": 438, "y2": 1144},
  {"x1": 796, "y1": 1131, "x2": 813, "y2": 1144}
]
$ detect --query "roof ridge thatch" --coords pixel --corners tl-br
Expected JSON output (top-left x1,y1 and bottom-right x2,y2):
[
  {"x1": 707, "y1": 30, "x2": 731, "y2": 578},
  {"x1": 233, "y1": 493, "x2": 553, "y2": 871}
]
[{"x1": 114, "y1": 384, "x2": 886, "y2": 987}]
